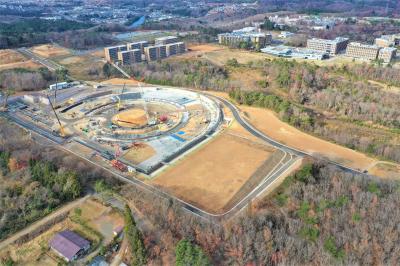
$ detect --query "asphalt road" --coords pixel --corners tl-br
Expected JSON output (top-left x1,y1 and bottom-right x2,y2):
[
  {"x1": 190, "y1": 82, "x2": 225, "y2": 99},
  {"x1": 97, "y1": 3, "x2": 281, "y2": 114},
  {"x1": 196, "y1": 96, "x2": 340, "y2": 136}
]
[{"x1": 17, "y1": 48, "x2": 62, "y2": 71}]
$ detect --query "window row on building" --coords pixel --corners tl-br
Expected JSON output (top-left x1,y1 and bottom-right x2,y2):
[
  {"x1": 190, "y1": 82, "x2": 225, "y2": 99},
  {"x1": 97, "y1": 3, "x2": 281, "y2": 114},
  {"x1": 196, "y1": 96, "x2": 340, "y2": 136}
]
[{"x1": 104, "y1": 36, "x2": 186, "y2": 65}]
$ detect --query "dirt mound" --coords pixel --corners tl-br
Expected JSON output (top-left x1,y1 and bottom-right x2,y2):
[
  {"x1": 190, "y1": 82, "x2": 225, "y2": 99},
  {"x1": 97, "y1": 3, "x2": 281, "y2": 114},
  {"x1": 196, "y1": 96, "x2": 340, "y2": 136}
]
[{"x1": 112, "y1": 108, "x2": 148, "y2": 128}]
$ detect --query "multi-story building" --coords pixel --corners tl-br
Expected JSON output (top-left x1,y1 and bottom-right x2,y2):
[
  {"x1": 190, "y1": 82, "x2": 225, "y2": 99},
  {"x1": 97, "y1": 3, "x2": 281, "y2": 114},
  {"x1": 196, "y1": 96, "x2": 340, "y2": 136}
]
[
  {"x1": 127, "y1": 41, "x2": 149, "y2": 53},
  {"x1": 378, "y1": 47, "x2": 397, "y2": 63},
  {"x1": 375, "y1": 36, "x2": 394, "y2": 48},
  {"x1": 155, "y1": 36, "x2": 179, "y2": 46},
  {"x1": 306, "y1": 37, "x2": 349, "y2": 55},
  {"x1": 177, "y1": 42, "x2": 186, "y2": 54},
  {"x1": 144, "y1": 45, "x2": 167, "y2": 61},
  {"x1": 166, "y1": 42, "x2": 186, "y2": 56},
  {"x1": 218, "y1": 32, "x2": 271, "y2": 48},
  {"x1": 118, "y1": 49, "x2": 142, "y2": 65},
  {"x1": 375, "y1": 34, "x2": 400, "y2": 47},
  {"x1": 345, "y1": 42, "x2": 380, "y2": 61},
  {"x1": 104, "y1": 45, "x2": 127, "y2": 62}
]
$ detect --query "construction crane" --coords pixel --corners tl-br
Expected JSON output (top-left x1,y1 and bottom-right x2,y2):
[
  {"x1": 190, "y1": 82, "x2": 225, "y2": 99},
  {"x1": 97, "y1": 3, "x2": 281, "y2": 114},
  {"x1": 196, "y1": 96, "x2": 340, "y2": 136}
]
[
  {"x1": 47, "y1": 94, "x2": 66, "y2": 137},
  {"x1": 138, "y1": 82, "x2": 151, "y2": 125},
  {"x1": 116, "y1": 83, "x2": 126, "y2": 111}
]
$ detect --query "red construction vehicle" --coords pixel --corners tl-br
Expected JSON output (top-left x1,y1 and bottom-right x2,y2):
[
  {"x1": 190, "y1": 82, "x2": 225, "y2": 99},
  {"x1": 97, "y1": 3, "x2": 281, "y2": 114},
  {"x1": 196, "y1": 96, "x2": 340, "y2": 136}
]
[{"x1": 111, "y1": 160, "x2": 127, "y2": 172}]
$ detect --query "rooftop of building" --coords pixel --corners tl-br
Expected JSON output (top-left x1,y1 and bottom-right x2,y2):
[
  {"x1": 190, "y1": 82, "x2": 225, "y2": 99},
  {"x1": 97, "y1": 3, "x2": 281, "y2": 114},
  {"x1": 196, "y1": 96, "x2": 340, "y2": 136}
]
[
  {"x1": 380, "y1": 47, "x2": 397, "y2": 52},
  {"x1": 218, "y1": 32, "x2": 268, "y2": 38},
  {"x1": 348, "y1": 42, "x2": 380, "y2": 49},
  {"x1": 308, "y1": 37, "x2": 349, "y2": 44},
  {"x1": 49, "y1": 230, "x2": 90, "y2": 261},
  {"x1": 155, "y1": 36, "x2": 178, "y2": 41}
]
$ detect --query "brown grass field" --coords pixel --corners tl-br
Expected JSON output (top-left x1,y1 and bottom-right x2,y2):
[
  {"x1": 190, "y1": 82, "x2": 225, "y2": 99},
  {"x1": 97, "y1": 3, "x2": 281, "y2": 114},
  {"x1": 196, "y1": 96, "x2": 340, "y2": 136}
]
[
  {"x1": 0, "y1": 49, "x2": 41, "y2": 71},
  {"x1": 151, "y1": 132, "x2": 275, "y2": 213},
  {"x1": 101, "y1": 78, "x2": 140, "y2": 85},
  {"x1": 31, "y1": 44, "x2": 70, "y2": 58},
  {"x1": 122, "y1": 144, "x2": 156, "y2": 164},
  {"x1": 0, "y1": 49, "x2": 26, "y2": 65}
]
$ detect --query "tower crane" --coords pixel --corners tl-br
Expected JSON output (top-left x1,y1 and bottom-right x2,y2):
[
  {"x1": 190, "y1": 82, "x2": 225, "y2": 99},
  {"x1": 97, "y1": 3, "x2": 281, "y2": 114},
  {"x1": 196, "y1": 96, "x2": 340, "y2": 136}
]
[
  {"x1": 116, "y1": 83, "x2": 126, "y2": 111},
  {"x1": 47, "y1": 95, "x2": 66, "y2": 137}
]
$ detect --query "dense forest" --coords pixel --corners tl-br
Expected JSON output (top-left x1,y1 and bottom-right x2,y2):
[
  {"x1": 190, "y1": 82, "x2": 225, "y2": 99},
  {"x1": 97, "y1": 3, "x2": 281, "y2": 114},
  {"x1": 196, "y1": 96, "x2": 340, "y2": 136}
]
[
  {"x1": 228, "y1": 59, "x2": 400, "y2": 163},
  {"x1": 0, "y1": 67, "x2": 56, "y2": 92},
  {"x1": 0, "y1": 19, "x2": 117, "y2": 50},
  {"x1": 120, "y1": 56, "x2": 400, "y2": 163},
  {"x1": 125, "y1": 60, "x2": 231, "y2": 90},
  {"x1": 0, "y1": 119, "x2": 120, "y2": 241},
  {"x1": 119, "y1": 160, "x2": 400, "y2": 265}
]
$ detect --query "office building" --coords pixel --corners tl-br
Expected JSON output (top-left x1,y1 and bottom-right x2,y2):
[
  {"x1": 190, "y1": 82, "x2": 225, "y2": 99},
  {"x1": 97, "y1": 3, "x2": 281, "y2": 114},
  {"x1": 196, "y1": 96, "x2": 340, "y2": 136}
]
[
  {"x1": 118, "y1": 49, "x2": 142, "y2": 65},
  {"x1": 144, "y1": 45, "x2": 167, "y2": 61},
  {"x1": 155, "y1": 36, "x2": 179, "y2": 46},
  {"x1": 345, "y1": 42, "x2": 380, "y2": 61},
  {"x1": 104, "y1": 45, "x2": 127, "y2": 62},
  {"x1": 218, "y1": 32, "x2": 271, "y2": 48},
  {"x1": 127, "y1": 41, "x2": 149, "y2": 53},
  {"x1": 378, "y1": 47, "x2": 397, "y2": 63},
  {"x1": 306, "y1": 37, "x2": 349, "y2": 55}
]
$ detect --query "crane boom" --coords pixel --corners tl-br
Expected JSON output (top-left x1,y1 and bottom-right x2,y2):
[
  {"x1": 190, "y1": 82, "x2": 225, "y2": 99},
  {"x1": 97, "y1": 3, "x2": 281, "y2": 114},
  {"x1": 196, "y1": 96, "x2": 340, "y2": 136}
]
[{"x1": 47, "y1": 95, "x2": 65, "y2": 137}]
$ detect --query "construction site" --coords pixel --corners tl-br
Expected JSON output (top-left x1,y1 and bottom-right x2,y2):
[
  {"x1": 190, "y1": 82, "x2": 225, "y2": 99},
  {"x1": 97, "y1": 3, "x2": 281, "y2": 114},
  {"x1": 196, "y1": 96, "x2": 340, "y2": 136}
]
[{"x1": 0, "y1": 83, "x2": 299, "y2": 219}]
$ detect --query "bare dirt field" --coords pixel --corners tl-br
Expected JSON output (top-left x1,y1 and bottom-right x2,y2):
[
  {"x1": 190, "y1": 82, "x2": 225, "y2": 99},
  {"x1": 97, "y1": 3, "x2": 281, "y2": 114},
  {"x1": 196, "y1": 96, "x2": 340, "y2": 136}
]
[
  {"x1": 122, "y1": 144, "x2": 156, "y2": 164},
  {"x1": 0, "y1": 59, "x2": 41, "y2": 71},
  {"x1": 58, "y1": 56, "x2": 85, "y2": 65},
  {"x1": 0, "y1": 49, "x2": 25, "y2": 64},
  {"x1": 207, "y1": 91, "x2": 381, "y2": 172},
  {"x1": 151, "y1": 132, "x2": 275, "y2": 213},
  {"x1": 31, "y1": 44, "x2": 70, "y2": 58},
  {"x1": 101, "y1": 78, "x2": 140, "y2": 86},
  {"x1": 203, "y1": 49, "x2": 272, "y2": 66},
  {"x1": 0, "y1": 49, "x2": 41, "y2": 70},
  {"x1": 240, "y1": 105, "x2": 377, "y2": 171},
  {"x1": 188, "y1": 44, "x2": 223, "y2": 53}
]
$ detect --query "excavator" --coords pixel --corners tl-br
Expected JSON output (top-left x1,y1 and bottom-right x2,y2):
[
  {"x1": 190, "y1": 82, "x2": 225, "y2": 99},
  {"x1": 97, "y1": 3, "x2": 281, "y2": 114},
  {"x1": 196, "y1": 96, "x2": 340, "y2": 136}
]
[{"x1": 47, "y1": 95, "x2": 66, "y2": 137}]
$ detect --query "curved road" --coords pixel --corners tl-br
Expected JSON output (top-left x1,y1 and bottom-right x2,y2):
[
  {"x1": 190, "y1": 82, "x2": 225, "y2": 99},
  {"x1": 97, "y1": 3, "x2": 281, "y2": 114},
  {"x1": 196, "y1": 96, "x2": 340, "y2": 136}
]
[{"x1": 211, "y1": 94, "x2": 366, "y2": 176}]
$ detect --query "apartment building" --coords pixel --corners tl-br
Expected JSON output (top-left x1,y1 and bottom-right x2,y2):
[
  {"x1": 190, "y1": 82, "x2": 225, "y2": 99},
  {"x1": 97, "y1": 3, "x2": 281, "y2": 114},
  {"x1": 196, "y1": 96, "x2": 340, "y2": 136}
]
[
  {"x1": 375, "y1": 34, "x2": 400, "y2": 48},
  {"x1": 306, "y1": 37, "x2": 349, "y2": 55},
  {"x1": 166, "y1": 42, "x2": 186, "y2": 56},
  {"x1": 118, "y1": 49, "x2": 142, "y2": 65},
  {"x1": 218, "y1": 32, "x2": 271, "y2": 48},
  {"x1": 104, "y1": 45, "x2": 127, "y2": 62},
  {"x1": 378, "y1": 47, "x2": 397, "y2": 63},
  {"x1": 127, "y1": 41, "x2": 149, "y2": 53},
  {"x1": 155, "y1": 36, "x2": 179, "y2": 46},
  {"x1": 144, "y1": 45, "x2": 167, "y2": 61},
  {"x1": 345, "y1": 42, "x2": 380, "y2": 61}
]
